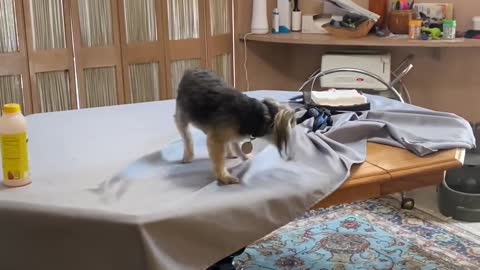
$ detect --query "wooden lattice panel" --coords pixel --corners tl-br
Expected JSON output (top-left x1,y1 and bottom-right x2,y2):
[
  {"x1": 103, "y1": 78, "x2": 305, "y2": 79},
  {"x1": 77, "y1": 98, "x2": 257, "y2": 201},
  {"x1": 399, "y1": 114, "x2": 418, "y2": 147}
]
[
  {"x1": 0, "y1": 0, "x2": 32, "y2": 113},
  {"x1": 71, "y1": 0, "x2": 124, "y2": 108},
  {"x1": 119, "y1": 0, "x2": 167, "y2": 102},
  {"x1": 23, "y1": 0, "x2": 76, "y2": 113}
]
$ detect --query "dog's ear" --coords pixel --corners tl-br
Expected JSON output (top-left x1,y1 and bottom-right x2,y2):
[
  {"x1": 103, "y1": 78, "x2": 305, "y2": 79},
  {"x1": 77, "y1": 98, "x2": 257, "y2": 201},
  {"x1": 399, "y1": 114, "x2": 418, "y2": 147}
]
[
  {"x1": 262, "y1": 98, "x2": 280, "y2": 107},
  {"x1": 273, "y1": 109, "x2": 296, "y2": 160},
  {"x1": 262, "y1": 98, "x2": 280, "y2": 129}
]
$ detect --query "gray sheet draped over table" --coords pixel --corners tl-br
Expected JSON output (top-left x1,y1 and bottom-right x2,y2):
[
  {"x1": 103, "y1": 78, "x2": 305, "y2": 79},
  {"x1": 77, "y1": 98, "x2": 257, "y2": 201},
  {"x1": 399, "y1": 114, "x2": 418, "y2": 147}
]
[{"x1": 0, "y1": 91, "x2": 475, "y2": 270}]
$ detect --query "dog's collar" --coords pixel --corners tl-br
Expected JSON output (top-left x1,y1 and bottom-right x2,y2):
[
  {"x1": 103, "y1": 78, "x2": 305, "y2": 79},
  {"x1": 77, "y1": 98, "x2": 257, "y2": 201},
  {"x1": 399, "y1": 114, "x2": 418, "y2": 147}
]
[{"x1": 241, "y1": 137, "x2": 255, "y2": 154}]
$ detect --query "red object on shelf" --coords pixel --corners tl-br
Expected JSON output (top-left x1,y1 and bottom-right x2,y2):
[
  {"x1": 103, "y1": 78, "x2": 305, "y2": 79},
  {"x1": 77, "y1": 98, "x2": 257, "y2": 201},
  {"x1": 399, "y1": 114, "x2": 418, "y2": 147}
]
[{"x1": 369, "y1": 0, "x2": 388, "y2": 28}]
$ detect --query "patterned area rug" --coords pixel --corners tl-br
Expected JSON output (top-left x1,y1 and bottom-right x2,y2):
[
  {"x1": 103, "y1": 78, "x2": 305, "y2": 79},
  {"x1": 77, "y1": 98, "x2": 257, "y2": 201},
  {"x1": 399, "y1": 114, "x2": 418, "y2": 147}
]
[{"x1": 234, "y1": 198, "x2": 480, "y2": 270}]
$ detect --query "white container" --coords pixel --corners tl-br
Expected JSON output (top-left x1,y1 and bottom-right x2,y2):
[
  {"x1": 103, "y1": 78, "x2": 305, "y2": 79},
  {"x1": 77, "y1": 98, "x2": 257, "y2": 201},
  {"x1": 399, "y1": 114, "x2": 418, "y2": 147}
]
[
  {"x1": 0, "y1": 104, "x2": 31, "y2": 187},
  {"x1": 277, "y1": 0, "x2": 291, "y2": 32},
  {"x1": 320, "y1": 52, "x2": 392, "y2": 91},
  {"x1": 473, "y1": 16, "x2": 480, "y2": 31},
  {"x1": 251, "y1": 0, "x2": 269, "y2": 34},
  {"x1": 292, "y1": 10, "x2": 302, "y2": 31},
  {"x1": 272, "y1": 8, "x2": 280, "y2": 33}
]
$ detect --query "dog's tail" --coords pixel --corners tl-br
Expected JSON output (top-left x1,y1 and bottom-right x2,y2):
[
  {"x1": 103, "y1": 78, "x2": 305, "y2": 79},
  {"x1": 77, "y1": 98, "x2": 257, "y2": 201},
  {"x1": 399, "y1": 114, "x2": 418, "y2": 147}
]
[{"x1": 273, "y1": 109, "x2": 296, "y2": 160}]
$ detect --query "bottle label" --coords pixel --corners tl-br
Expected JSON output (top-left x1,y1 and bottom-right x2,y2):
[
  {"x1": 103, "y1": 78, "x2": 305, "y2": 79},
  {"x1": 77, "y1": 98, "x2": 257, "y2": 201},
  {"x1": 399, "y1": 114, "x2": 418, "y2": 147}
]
[{"x1": 1, "y1": 133, "x2": 29, "y2": 180}]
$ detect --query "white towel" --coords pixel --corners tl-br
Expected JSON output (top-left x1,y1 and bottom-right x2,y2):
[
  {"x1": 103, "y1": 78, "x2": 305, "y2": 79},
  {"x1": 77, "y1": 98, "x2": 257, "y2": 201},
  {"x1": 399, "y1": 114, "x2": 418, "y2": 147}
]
[{"x1": 311, "y1": 89, "x2": 367, "y2": 107}]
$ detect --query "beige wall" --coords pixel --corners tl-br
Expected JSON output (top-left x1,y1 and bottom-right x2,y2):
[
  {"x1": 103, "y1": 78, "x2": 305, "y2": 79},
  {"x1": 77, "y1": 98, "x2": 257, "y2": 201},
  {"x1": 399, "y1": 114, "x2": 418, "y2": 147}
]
[{"x1": 234, "y1": 0, "x2": 480, "y2": 122}]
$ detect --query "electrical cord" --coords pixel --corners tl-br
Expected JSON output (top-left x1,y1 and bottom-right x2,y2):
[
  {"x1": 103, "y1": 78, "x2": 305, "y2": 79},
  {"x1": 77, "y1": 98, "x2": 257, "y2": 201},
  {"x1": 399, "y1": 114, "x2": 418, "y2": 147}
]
[
  {"x1": 298, "y1": 68, "x2": 405, "y2": 103},
  {"x1": 392, "y1": 54, "x2": 414, "y2": 104},
  {"x1": 297, "y1": 70, "x2": 325, "y2": 92},
  {"x1": 243, "y1": 32, "x2": 254, "y2": 92}
]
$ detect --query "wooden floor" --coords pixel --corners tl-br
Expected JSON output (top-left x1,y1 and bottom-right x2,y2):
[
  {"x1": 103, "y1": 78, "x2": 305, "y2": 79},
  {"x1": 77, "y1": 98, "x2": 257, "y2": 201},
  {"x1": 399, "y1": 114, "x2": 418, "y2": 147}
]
[{"x1": 313, "y1": 143, "x2": 465, "y2": 208}]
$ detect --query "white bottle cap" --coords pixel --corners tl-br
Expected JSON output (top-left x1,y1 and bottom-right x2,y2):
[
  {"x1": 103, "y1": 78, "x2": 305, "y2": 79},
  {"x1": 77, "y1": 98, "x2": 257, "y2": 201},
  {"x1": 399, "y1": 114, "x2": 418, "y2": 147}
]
[{"x1": 473, "y1": 16, "x2": 480, "y2": 31}]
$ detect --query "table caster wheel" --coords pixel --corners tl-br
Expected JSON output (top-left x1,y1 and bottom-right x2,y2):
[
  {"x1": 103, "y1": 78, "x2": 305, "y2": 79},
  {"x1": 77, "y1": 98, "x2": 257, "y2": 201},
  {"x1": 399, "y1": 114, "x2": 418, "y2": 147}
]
[
  {"x1": 401, "y1": 198, "x2": 415, "y2": 210},
  {"x1": 207, "y1": 261, "x2": 235, "y2": 270},
  {"x1": 208, "y1": 248, "x2": 245, "y2": 270}
]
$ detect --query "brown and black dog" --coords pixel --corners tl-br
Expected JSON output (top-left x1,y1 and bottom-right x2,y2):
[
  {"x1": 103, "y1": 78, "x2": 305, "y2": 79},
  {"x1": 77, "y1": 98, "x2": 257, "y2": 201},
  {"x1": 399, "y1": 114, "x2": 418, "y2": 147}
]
[{"x1": 174, "y1": 69, "x2": 296, "y2": 185}]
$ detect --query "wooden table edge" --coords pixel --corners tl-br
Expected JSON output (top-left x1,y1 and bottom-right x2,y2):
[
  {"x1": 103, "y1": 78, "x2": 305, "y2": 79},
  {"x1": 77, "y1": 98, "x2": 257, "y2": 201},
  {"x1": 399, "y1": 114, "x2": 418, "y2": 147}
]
[{"x1": 312, "y1": 148, "x2": 465, "y2": 209}]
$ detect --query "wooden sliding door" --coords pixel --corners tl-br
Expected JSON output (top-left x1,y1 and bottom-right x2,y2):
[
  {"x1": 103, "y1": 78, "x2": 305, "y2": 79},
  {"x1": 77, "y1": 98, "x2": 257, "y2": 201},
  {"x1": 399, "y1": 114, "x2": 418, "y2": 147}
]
[
  {"x1": 71, "y1": 0, "x2": 124, "y2": 108},
  {"x1": 162, "y1": 0, "x2": 207, "y2": 98},
  {"x1": 0, "y1": 0, "x2": 236, "y2": 114},
  {"x1": 206, "y1": 0, "x2": 233, "y2": 86},
  {"x1": 119, "y1": 0, "x2": 168, "y2": 103},
  {"x1": 0, "y1": 0, "x2": 32, "y2": 114},
  {"x1": 23, "y1": 0, "x2": 76, "y2": 113}
]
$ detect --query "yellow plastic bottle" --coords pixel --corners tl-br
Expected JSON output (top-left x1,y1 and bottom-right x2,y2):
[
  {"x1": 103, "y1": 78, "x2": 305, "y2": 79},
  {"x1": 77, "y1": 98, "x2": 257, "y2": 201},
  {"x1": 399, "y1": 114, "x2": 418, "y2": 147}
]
[{"x1": 0, "y1": 104, "x2": 31, "y2": 187}]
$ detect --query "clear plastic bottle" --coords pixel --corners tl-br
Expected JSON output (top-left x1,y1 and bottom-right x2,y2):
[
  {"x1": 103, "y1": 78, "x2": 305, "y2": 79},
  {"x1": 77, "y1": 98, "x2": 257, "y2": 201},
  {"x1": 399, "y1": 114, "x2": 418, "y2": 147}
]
[
  {"x1": 0, "y1": 103, "x2": 31, "y2": 187},
  {"x1": 443, "y1": 20, "x2": 457, "y2": 40}
]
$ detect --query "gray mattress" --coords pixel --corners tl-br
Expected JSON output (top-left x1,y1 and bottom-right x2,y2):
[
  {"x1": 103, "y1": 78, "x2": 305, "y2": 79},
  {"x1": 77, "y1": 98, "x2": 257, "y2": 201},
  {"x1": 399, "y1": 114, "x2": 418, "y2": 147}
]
[{"x1": 0, "y1": 90, "x2": 475, "y2": 270}]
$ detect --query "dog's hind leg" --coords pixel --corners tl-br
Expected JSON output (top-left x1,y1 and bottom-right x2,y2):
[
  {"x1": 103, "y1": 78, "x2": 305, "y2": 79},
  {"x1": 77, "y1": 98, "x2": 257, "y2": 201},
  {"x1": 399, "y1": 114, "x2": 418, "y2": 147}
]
[
  {"x1": 207, "y1": 133, "x2": 239, "y2": 185},
  {"x1": 225, "y1": 143, "x2": 235, "y2": 159},
  {"x1": 174, "y1": 111, "x2": 194, "y2": 163}
]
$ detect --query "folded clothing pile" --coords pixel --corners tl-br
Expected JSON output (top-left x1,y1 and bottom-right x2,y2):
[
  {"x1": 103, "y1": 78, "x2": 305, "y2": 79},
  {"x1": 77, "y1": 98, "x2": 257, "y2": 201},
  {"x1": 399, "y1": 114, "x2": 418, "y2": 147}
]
[
  {"x1": 293, "y1": 89, "x2": 370, "y2": 132},
  {"x1": 296, "y1": 107, "x2": 333, "y2": 132}
]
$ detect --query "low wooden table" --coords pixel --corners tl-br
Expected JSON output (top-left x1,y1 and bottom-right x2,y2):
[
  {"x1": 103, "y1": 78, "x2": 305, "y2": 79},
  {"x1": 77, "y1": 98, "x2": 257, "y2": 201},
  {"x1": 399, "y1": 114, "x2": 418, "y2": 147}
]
[{"x1": 314, "y1": 142, "x2": 465, "y2": 209}]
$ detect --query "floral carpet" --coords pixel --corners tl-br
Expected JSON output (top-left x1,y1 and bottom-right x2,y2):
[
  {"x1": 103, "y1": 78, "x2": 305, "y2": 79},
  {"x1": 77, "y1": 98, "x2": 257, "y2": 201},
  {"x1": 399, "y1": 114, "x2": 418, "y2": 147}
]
[{"x1": 234, "y1": 198, "x2": 480, "y2": 270}]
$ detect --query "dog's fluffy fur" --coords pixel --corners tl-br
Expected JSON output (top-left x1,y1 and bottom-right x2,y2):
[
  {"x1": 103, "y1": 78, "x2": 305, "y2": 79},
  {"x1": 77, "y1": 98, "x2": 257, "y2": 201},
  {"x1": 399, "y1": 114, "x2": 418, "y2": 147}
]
[{"x1": 175, "y1": 69, "x2": 295, "y2": 185}]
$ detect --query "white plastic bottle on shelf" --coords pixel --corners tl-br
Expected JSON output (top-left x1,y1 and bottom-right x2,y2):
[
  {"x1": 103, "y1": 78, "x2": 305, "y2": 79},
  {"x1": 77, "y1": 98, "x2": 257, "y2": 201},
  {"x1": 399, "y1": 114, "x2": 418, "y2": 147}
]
[
  {"x1": 273, "y1": 8, "x2": 280, "y2": 33},
  {"x1": 251, "y1": 0, "x2": 269, "y2": 34},
  {"x1": 291, "y1": 0, "x2": 302, "y2": 32},
  {"x1": 0, "y1": 103, "x2": 31, "y2": 187},
  {"x1": 277, "y1": 0, "x2": 292, "y2": 32}
]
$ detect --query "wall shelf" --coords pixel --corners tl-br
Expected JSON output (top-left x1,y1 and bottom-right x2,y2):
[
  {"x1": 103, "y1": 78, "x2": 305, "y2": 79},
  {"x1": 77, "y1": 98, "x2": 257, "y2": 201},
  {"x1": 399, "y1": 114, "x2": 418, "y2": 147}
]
[{"x1": 240, "y1": 32, "x2": 480, "y2": 48}]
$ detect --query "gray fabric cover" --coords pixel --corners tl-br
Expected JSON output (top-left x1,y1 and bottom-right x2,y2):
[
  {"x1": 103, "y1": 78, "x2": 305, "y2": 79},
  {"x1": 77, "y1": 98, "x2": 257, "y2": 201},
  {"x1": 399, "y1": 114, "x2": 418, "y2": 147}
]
[{"x1": 0, "y1": 91, "x2": 475, "y2": 270}]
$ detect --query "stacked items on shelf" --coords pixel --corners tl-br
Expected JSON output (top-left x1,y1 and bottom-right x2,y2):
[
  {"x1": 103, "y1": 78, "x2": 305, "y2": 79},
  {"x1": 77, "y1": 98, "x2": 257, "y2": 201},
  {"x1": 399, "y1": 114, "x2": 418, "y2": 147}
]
[
  {"x1": 249, "y1": 0, "x2": 480, "y2": 43},
  {"x1": 316, "y1": 0, "x2": 380, "y2": 38}
]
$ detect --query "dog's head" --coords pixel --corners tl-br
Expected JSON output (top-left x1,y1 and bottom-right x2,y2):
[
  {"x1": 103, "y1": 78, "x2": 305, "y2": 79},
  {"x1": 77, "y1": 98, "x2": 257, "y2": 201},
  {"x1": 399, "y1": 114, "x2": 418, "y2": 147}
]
[{"x1": 262, "y1": 98, "x2": 296, "y2": 160}]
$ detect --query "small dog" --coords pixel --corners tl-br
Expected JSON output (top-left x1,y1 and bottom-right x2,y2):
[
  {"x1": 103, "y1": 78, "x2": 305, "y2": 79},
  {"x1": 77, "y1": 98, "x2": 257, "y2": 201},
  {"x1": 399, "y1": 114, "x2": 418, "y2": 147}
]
[{"x1": 174, "y1": 69, "x2": 296, "y2": 185}]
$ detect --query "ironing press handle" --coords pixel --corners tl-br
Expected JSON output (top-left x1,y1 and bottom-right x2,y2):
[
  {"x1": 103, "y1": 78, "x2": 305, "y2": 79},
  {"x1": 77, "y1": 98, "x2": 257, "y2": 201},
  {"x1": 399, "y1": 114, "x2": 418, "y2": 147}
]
[{"x1": 299, "y1": 67, "x2": 405, "y2": 104}]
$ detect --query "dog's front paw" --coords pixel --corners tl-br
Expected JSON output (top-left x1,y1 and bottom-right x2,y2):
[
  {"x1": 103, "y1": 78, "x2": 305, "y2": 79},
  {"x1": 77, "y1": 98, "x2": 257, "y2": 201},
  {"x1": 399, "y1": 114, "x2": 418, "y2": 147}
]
[
  {"x1": 182, "y1": 158, "x2": 193, "y2": 163},
  {"x1": 182, "y1": 154, "x2": 193, "y2": 163},
  {"x1": 217, "y1": 174, "x2": 240, "y2": 185}
]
